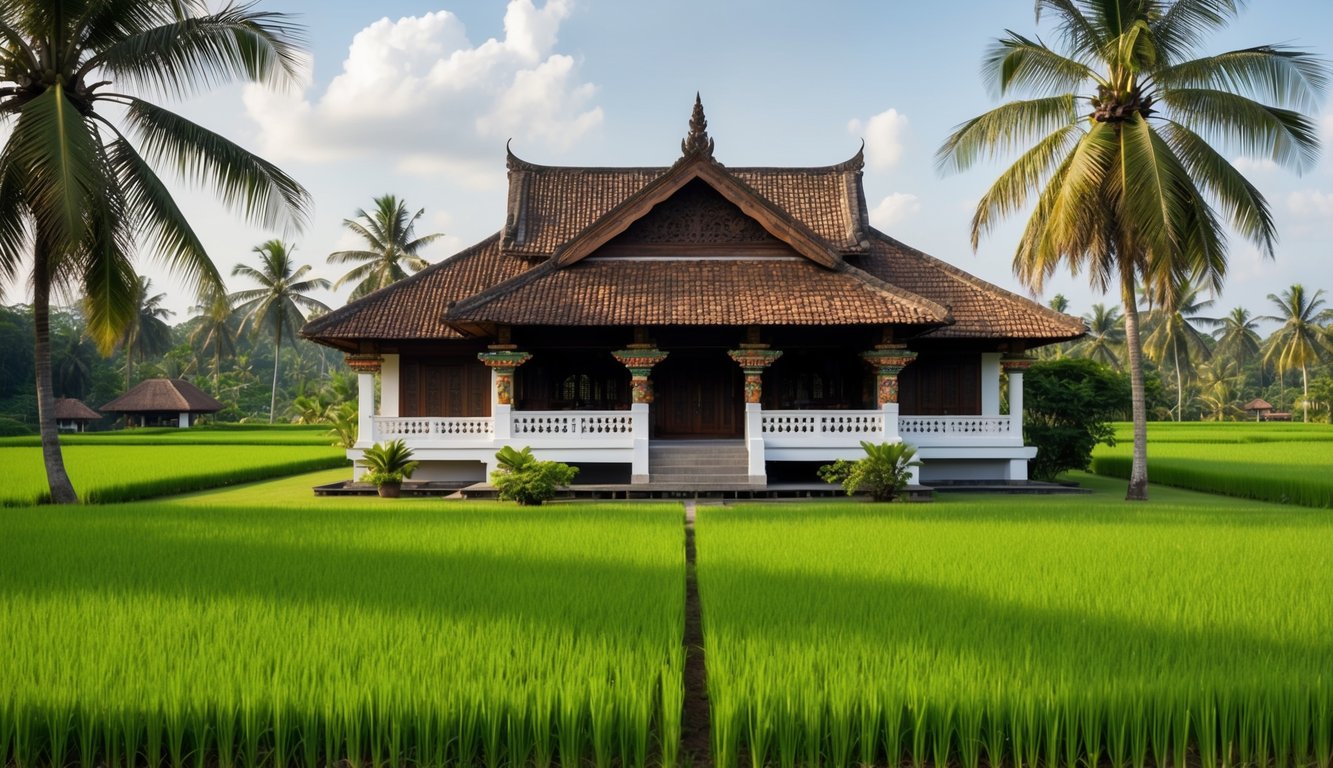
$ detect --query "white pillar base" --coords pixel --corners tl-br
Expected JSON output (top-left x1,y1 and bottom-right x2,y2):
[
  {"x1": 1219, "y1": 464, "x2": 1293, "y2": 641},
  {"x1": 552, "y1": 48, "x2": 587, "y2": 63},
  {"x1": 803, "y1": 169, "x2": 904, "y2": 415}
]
[
  {"x1": 1007, "y1": 458, "x2": 1029, "y2": 481},
  {"x1": 631, "y1": 402, "x2": 650, "y2": 483},
  {"x1": 178, "y1": 412, "x2": 189, "y2": 428},
  {"x1": 356, "y1": 372, "x2": 375, "y2": 448},
  {"x1": 744, "y1": 403, "x2": 766, "y2": 484}
]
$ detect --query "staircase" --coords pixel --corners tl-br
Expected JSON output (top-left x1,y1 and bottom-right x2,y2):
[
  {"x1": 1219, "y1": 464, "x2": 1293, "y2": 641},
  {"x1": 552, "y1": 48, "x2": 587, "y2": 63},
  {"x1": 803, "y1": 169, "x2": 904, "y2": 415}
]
[{"x1": 649, "y1": 440, "x2": 754, "y2": 487}]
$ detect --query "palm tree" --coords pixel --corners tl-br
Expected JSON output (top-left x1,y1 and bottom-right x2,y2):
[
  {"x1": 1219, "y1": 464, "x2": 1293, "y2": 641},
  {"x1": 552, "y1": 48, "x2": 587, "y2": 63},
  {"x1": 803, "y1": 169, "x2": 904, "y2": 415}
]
[
  {"x1": 328, "y1": 195, "x2": 443, "y2": 300},
  {"x1": 1142, "y1": 284, "x2": 1215, "y2": 421},
  {"x1": 117, "y1": 276, "x2": 175, "y2": 390},
  {"x1": 1075, "y1": 303, "x2": 1124, "y2": 369},
  {"x1": 937, "y1": 1, "x2": 1324, "y2": 500},
  {"x1": 0, "y1": 0, "x2": 309, "y2": 503},
  {"x1": 230, "y1": 240, "x2": 330, "y2": 423},
  {"x1": 1261, "y1": 284, "x2": 1332, "y2": 422},
  {"x1": 50, "y1": 312, "x2": 97, "y2": 400},
  {"x1": 1206, "y1": 306, "x2": 1263, "y2": 370},
  {"x1": 188, "y1": 288, "x2": 239, "y2": 394}
]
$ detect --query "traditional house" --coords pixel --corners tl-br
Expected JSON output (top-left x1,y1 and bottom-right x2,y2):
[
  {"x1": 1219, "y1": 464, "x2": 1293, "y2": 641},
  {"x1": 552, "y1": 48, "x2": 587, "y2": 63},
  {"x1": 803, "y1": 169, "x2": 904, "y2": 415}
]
[
  {"x1": 302, "y1": 99, "x2": 1085, "y2": 487},
  {"x1": 100, "y1": 378, "x2": 223, "y2": 428},
  {"x1": 53, "y1": 398, "x2": 101, "y2": 432}
]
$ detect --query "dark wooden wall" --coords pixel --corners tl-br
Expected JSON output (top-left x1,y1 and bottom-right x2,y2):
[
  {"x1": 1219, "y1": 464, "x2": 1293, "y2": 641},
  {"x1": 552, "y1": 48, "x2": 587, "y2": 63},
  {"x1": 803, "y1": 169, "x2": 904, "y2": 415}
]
[
  {"x1": 898, "y1": 354, "x2": 981, "y2": 415},
  {"x1": 399, "y1": 357, "x2": 491, "y2": 417}
]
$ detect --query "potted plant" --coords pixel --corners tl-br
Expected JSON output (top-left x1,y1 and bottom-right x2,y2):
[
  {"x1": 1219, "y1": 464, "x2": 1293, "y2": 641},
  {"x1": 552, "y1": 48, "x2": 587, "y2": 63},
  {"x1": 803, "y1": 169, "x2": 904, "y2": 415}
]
[{"x1": 360, "y1": 439, "x2": 420, "y2": 498}]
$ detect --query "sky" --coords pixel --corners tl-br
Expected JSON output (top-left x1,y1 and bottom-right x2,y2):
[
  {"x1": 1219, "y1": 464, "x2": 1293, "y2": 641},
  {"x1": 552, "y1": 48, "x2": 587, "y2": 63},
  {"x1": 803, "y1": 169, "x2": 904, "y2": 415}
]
[{"x1": 6, "y1": 0, "x2": 1333, "y2": 331}]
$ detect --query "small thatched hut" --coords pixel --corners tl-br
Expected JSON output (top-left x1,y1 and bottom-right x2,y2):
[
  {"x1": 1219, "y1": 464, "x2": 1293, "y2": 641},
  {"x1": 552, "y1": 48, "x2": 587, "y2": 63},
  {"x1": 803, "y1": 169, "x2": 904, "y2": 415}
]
[
  {"x1": 53, "y1": 398, "x2": 101, "y2": 432},
  {"x1": 101, "y1": 379, "x2": 223, "y2": 428}
]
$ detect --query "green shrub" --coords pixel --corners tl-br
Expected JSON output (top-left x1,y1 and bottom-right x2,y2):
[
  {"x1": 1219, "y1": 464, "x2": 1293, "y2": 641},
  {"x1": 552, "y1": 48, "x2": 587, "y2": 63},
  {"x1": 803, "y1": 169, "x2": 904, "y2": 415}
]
[
  {"x1": 0, "y1": 416, "x2": 32, "y2": 436},
  {"x1": 1024, "y1": 358, "x2": 1129, "y2": 481},
  {"x1": 818, "y1": 440, "x2": 919, "y2": 502},
  {"x1": 359, "y1": 439, "x2": 419, "y2": 486},
  {"x1": 490, "y1": 445, "x2": 578, "y2": 505}
]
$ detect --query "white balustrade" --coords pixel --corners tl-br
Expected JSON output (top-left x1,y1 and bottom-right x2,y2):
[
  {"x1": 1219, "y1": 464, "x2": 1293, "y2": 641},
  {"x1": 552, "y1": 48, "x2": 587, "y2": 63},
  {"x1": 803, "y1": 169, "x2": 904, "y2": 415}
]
[
  {"x1": 761, "y1": 410, "x2": 884, "y2": 447},
  {"x1": 898, "y1": 415, "x2": 1012, "y2": 437},
  {"x1": 512, "y1": 411, "x2": 635, "y2": 437},
  {"x1": 372, "y1": 416, "x2": 494, "y2": 441}
]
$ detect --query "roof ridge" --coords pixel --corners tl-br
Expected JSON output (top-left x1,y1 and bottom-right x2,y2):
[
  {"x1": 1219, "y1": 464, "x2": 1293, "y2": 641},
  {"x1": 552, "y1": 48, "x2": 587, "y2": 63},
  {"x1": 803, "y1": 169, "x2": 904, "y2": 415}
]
[{"x1": 867, "y1": 228, "x2": 1087, "y2": 336}]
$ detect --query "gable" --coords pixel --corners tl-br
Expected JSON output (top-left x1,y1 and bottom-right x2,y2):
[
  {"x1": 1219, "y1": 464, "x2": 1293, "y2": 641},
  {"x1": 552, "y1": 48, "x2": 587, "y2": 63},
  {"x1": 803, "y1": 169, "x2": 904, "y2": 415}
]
[{"x1": 599, "y1": 179, "x2": 786, "y2": 255}]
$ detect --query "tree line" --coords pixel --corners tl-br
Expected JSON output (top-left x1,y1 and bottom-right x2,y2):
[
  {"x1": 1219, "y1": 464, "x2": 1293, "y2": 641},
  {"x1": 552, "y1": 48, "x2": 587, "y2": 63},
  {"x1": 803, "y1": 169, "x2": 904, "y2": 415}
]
[
  {"x1": 0, "y1": 193, "x2": 440, "y2": 435},
  {"x1": 1041, "y1": 285, "x2": 1333, "y2": 423}
]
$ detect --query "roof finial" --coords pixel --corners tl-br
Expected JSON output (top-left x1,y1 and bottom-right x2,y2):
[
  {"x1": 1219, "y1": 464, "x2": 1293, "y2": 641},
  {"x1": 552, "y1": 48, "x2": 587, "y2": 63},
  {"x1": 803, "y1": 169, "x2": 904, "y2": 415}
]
[{"x1": 681, "y1": 92, "x2": 715, "y2": 160}]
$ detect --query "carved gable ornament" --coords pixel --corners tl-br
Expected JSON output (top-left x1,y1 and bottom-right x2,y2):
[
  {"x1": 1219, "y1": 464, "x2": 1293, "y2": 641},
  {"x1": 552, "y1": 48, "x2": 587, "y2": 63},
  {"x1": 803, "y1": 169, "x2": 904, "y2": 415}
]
[{"x1": 614, "y1": 180, "x2": 777, "y2": 246}]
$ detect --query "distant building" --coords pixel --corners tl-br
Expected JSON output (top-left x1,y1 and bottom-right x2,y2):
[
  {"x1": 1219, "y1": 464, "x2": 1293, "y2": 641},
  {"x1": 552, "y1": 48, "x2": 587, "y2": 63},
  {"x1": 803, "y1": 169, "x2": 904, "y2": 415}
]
[
  {"x1": 101, "y1": 379, "x2": 223, "y2": 428},
  {"x1": 53, "y1": 398, "x2": 100, "y2": 433}
]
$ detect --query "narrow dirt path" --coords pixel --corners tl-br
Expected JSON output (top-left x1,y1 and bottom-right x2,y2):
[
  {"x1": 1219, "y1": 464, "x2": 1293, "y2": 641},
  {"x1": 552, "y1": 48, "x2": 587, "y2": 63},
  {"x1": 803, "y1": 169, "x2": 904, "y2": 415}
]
[{"x1": 681, "y1": 500, "x2": 712, "y2": 768}]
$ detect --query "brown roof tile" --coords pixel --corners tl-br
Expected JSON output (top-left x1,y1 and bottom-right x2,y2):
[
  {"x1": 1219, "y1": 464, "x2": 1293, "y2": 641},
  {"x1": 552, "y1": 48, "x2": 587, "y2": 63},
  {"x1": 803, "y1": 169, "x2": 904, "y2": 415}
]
[
  {"x1": 502, "y1": 151, "x2": 869, "y2": 258},
  {"x1": 302, "y1": 235, "x2": 534, "y2": 343},
  {"x1": 54, "y1": 398, "x2": 100, "y2": 420},
  {"x1": 446, "y1": 257, "x2": 946, "y2": 327},
  {"x1": 854, "y1": 231, "x2": 1086, "y2": 341},
  {"x1": 101, "y1": 379, "x2": 223, "y2": 413}
]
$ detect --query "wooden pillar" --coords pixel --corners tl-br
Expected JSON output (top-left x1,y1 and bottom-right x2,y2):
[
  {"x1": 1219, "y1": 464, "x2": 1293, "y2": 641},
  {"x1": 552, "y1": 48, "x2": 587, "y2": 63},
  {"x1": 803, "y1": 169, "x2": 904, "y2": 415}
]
[
  {"x1": 728, "y1": 345, "x2": 783, "y2": 484},
  {"x1": 612, "y1": 345, "x2": 669, "y2": 484}
]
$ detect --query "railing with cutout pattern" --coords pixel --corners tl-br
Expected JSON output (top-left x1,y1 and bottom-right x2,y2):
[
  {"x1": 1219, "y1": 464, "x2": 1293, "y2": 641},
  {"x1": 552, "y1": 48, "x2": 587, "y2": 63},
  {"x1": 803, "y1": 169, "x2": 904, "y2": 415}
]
[
  {"x1": 511, "y1": 411, "x2": 636, "y2": 438},
  {"x1": 372, "y1": 416, "x2": 494, "y2": 441},
  {"x1": 760, "y1": 410, "x2": 885, "y2": 444},
  {"x1": 898, "y1": 415, "x2": 1012, "y2": 437}
]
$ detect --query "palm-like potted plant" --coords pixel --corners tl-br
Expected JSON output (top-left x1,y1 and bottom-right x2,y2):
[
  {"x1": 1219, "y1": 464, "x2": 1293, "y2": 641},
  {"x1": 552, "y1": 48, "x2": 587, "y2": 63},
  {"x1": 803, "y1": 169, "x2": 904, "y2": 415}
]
[{"x1": 359, "y1": 439, "x2": 419, "y2": 498}]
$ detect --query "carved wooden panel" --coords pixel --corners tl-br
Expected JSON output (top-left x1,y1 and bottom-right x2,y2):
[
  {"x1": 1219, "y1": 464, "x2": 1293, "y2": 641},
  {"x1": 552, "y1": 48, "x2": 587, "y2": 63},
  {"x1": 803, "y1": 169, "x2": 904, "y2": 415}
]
[{"x1": 616, "y1": 180, "x2": 776, "y2": 245}]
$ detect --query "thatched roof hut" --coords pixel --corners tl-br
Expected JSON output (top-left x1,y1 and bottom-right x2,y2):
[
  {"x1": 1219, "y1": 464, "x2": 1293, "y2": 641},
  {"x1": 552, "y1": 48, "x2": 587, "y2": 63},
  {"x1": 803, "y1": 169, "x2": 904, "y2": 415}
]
[{"x1": 101, "y1": 379, "x2": 222, "y2": 428}]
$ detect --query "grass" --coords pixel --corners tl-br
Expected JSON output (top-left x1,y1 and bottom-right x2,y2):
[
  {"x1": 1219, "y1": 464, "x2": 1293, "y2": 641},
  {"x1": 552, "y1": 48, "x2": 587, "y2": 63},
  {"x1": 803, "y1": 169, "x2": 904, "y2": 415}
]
[
  {"x1": 697, "y1": 491, "x2": 1333, "y2": 768},
  {"x1": 1091, "y1": 422, "x2": 1333, "y2": 507},
  {"x1": 1, "y1": 444, "x2": 347, "y2": 506},
  {"x1": 0, "y1": 495, "x2": 685, "y2": 768},
  {"x1": 0, "y1": 424, "x2": 337, "y2": 447}
]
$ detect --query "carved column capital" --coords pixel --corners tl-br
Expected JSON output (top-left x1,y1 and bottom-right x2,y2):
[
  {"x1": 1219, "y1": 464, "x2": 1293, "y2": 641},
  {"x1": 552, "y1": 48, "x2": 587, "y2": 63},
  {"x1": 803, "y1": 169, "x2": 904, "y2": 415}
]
[
  {"x1": 612, "y1": 347, "x2": 669, "y2": 404},
  {"x1": 478, "y1": 349, "x2": 531, "y2": 406},
  {"x1": 1001, "y1": 356, "x2": 1034, "y2": 373},
  {"x1": 862, "y1": 345, "x2": 917, "y2": 405},
  {"x1": 728, "y1": 347, "x2": 783, "y2": 404},
  {"x1": 345, "y1": 353, "x2": 383, "y2": 373}
]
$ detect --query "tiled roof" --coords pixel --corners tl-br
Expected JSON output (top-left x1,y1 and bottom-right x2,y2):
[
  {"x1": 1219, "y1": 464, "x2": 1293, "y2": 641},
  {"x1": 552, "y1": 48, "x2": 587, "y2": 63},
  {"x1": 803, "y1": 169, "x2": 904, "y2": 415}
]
[
  {"x1": 853, "y1": 231, "x2": 1086, "y2": 341},
  {"x1": 301, "y1": 235, "x2": 533, "y2": 343},
  {"x1": 445, "y1": 257, "x2": 946, "y2": 327},
  {"x1": 100, "y1": 379, "x2": 223, "y2": 413},
  {"x1": 502, "y1": 151, "x2": 869, "y2": 258},
  {"x1": 53, "y1": 397, "x2": 100, "y2": 420}
]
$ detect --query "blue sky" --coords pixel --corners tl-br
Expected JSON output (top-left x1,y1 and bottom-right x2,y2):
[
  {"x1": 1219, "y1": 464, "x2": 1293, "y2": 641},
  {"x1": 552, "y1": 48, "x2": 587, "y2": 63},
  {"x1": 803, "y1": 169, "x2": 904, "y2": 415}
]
[{"x1": 10, "y1": 0, "x2": 1333, "y2": 328}]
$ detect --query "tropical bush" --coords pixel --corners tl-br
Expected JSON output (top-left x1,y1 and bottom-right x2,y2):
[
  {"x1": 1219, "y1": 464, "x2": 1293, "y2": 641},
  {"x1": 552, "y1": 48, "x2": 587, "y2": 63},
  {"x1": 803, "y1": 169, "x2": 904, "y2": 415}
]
[
  {"x1": 818, "y1": 440, "x2": 919, "y2": 501},
  {"x1": 358, "y1": 439, "x2": 418, "y2": 486},
  {"x1": 1024, "y1": 358, "x2": 1130, "y2": 481},
  {"x1": 490, "y1": 445, "x2": 578, "y2": 505}
]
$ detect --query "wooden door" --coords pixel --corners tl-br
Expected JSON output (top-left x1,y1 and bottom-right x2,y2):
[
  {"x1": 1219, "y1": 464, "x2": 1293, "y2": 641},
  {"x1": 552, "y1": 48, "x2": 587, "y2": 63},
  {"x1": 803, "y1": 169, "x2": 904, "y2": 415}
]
[{"x1": 653, "y1": 352, "x2": 743, "y2": 438}]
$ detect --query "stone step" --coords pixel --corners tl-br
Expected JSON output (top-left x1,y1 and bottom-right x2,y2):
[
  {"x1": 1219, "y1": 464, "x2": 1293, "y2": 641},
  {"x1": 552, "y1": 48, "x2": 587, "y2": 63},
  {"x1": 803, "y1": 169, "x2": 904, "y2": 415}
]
[{"x1": 650, "y1": 473, "x2": 754, "y2": 484}]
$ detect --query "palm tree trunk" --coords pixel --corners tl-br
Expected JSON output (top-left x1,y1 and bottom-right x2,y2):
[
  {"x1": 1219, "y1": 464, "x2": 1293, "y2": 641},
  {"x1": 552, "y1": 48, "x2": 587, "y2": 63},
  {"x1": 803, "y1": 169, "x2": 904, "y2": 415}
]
[
  {"x1": 1302, "y1": 364, "x2": 1309, "y2": 423},
  {"x1": 1174, "y1": 340, "x2": 1183, "y2": 422},
  {"x1": 270, "y1": 326, "x2": 281, "y2": 424},
  {"x1": 33, "y1": 246, "x2": 79, "y2": 504},
  {"x1": 1121, "y1": 272, "x2": 1149, "y2": 501}
]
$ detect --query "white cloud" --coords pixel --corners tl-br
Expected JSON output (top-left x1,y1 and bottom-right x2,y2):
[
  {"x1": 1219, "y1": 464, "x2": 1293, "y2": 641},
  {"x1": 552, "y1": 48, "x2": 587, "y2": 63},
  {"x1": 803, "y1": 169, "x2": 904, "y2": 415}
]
[
  {"x1": 868, "y1": 193, "x2": 921, "y2": 229},
  {"x1": 847, "y1": 108, "x2": 909, "y2": 171},
  {"x1": 1232, "y1": 156, "x2": 1278, "y2": 173},
  {"x1": 1287, "y1": 188, "x2": 1333, "y2": 218},
  {"x1": 243, "y1": 0, "x2": 602, "y2": 183}
]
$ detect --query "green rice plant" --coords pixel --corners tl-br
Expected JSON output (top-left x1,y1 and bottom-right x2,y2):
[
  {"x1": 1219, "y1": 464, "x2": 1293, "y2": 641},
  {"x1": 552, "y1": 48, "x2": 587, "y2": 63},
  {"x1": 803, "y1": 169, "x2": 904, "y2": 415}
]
[
  {"x1": 0, "y1": 501, "x2": 683, "y2": 768},
  {"x1": 1, "y1": 444, "x2": 347, "y2": 505},
  {"x1": 1090, "y1": 423, "x2": 1333, "y2": 507},
  {"x1": 697, "y1": 499, "x2": 1333, "y2": 768}
]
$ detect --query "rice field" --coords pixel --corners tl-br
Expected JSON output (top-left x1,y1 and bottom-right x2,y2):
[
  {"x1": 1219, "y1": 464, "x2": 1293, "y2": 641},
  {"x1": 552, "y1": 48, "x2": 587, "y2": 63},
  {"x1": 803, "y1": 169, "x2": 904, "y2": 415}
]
[
  {"x1": 0, "y1": 499, "x2": 685, "y2": 768},
  {"x1": 0, "y1": 424, "x2": 336, "y2": 447},
  {"x1": 1, "y1": 443, "x2": 347, "y2": 505},
  {"x1": 697, "y1": 497, "x2": 1333, "y2": 768},
  {"x1": 1091, "y1": 422, "x2": 1333, "y2": 507}
]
